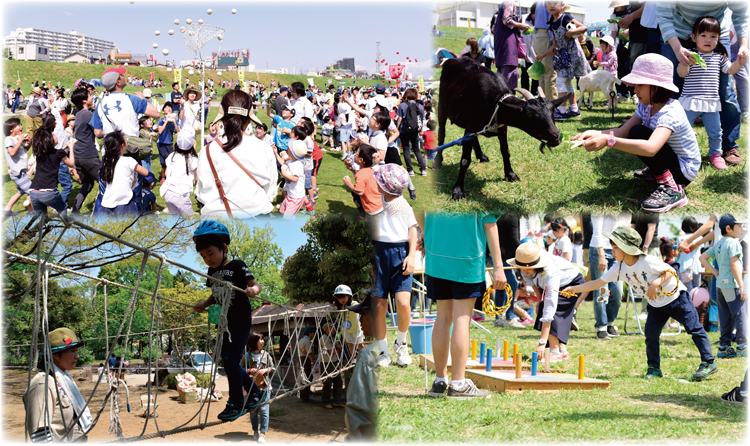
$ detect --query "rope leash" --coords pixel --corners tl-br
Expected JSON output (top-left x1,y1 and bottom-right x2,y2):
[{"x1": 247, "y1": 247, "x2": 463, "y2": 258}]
[{"x1": 435, "y1": 95, "x2": 508, "y2": 152}]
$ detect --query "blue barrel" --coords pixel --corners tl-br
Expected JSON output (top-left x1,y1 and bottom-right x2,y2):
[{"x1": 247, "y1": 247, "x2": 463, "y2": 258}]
[{"x1": 408, "y1": 319, "x2": 435, "y2": 355}]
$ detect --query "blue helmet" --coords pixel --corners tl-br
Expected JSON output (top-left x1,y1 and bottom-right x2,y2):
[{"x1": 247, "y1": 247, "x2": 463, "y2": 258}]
[{"x1": 193, "y1": 220, "x2": 230, "y2": 245}]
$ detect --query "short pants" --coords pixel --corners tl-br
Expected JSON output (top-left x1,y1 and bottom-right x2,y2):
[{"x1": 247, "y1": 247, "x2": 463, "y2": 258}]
[
  {"x1": 304, "y1": 169, "x2": 312, "y2": 190},
  {"x1": 10, "y1": 170, "x2": 31, "y2": 194},
  {"x1": 373, "y1": 241, "x2": 413, "y2": 298},
  {"x1": 340, "y1": 128, "x2": 352, "y2": 143},
  {"x1": 426, "y1": 275, "x2": 485, "y2": 301}
]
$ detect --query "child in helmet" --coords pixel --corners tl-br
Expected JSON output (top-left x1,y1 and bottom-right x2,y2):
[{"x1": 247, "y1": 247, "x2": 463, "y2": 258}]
[{"x1": 192, "y1": 220, "x2": 262, "y2": 421}]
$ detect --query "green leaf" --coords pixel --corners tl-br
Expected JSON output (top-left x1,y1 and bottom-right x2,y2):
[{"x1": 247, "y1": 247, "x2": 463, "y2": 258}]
[
  {"x1": 607, "y1": 17, "x2": 622, "y2": 23},
  {"x1": 523, "y1": 27, "x2": 535, "y2": 35},
  {"x1": 693, "y1": 52, "x2": 708, "y2": 69}
]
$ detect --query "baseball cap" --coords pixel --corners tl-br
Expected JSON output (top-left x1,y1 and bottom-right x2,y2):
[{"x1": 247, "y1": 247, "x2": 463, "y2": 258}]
[
  {"x1": 374, "y1": 84, "x2": 386, "y2": 94},
  {"x1": 374, "y1": 96, "x2": 390, "y2": 109},
  {"x1": 102, "y1": 66, "x2": 126, "y2": 91},
  {"x1": 372, "y1": 164, "x2": 410, "y2": 196},
  {"x1": 719, "y1": 213, "x2": 745, "y2": 231},
  {"x1": 143, "y1": 88, "x2": 152, "y2": 98},
  {"x1": 281, "y1": 102, "x2": 296, "y2": 116},
  {"x1": 347, "y1": 295, "x2": 371, "y2": 314},
  {"x1": 176, "y1": 128, "x2": 196, "y2": 151},
  {"x1": 279, "y1": 86, "x2": 289, "y2": 93}
]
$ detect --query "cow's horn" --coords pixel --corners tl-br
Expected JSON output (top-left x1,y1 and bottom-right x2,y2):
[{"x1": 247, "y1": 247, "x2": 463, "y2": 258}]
[
  {"x1": 514, "y1": 88, "x2": 534, "y2": 100},
  {"x1": 537, "y1": 87, "x2": 546, "y2": 99}
]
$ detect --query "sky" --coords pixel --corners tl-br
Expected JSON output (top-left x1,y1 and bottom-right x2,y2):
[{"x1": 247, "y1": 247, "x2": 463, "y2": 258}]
[{"x1": 2, "y1": 0, "x2": 435, "y2": 78}]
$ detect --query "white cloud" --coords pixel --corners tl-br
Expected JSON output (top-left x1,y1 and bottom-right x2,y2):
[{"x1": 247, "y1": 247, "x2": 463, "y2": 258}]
[{"x1": 64, "y1": 11, "x2": 73, "y2": 16}]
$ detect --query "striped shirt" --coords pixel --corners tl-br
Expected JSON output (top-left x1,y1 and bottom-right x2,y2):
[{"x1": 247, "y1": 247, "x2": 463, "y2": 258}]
[
  {"x1": 682, "y1": 51, "x2": 732, "y2": 101},
  {"x1": 656, "y1": 2, "x2": 748, "y2": 43},
  {"x1": 634, "y1": 99, "x2": 701, "y2": 182}
]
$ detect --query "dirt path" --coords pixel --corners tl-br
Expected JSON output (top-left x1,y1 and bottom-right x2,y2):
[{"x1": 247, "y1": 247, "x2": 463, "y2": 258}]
[{"x1": 3, "y1": 370, "x2": 348, "y2": 443}]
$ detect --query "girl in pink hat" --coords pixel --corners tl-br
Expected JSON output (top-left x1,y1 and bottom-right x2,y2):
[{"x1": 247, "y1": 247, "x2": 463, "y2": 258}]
[
  {"x1": 572, "y1": 53, "x2": 700, "y2": 213},
  {"x1": 678, "y1": 16, "x2": 748, "y2": 170}
]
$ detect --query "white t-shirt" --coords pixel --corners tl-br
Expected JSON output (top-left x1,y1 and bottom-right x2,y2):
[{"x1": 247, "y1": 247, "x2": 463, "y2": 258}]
[
  {"x1": 552, "y1": 235, "x2": 573, "y2": 258},
  {"x1": 304, "y1": 137, "x2": 314, "y2": 171},
  {"x1": 181, "y1": 102, "x2": 201, "y2": 128},
  {"x1": 283, "y1": 159, "x2": 305, "y2": 198},
  {"x1": 321, "y1": 123, "x2": 334, "y2": 136},
  {"x1": 600, "y1": 255, "x2": 685, "y2": 308},
  {"x1": 372, "y1": 196, "x2": 417, "y2": 243},
  {"x1": 101, "y1": 156, "x2": 139, "y2": 208},
  {"x1": 369, "y1": 131, "x2": 388, "y2": 153},
  {"x1": 161, "y1": 152, "x2": 198, "y2": 196},
  {"x1": 291, "y1": 97, "x2": 314, "y2": 125},
  {"x1": 572, "y1": 244, "x2": 583, "y2": 266},
  {"x1": 5, "y1": 136, "x2": 27, "y2": 177}
]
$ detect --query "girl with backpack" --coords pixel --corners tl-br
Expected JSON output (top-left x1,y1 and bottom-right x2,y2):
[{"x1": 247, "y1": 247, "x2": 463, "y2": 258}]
[
  {"x1": 396, "y1": 88, "x2": 427, "y2": 177},
  {"x1": 160, "y1": 128, "x2": 198, "y2": 215}
]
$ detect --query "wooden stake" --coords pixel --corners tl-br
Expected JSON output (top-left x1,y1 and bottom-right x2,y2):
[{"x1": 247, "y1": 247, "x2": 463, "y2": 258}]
[
  {"x1": 578, "y1": 355, "x2": 585, "y2": 380},
  {"x1": 503, "y1": 340, "x2": 509, "y2": 361},
  {"x1": 515, "y1": 353, "x2": 522, "y2": 379},
  {"x1": 471, "y1": 339, "x2": 477, "y2": 361}
]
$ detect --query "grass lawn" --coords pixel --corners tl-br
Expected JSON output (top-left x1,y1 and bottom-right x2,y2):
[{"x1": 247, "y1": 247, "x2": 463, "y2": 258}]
[
  {"x1": 376, "y1": 300, "x2": 747, "y2": 443},
  {"x1": 431, "y1": 25, "x2": 747, "y2": 215}
]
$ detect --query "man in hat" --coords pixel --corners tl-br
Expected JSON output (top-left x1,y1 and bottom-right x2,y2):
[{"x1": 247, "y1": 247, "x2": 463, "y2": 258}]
[
  {"x1": 25, "y1": 87, "x2": 46, "y2": 139},
  {"x1": 142, "y1": 88, "x2": 160, "y2": 117},
  {"x1": 23, "y1": 327, "x2": 93, "y2": 442},
  {"x1": 344, "y1": 295, "x2": 377, "y2": 441},
  {"x1": 274, "y1": 86, "x2": 290, "y2": 117},
  {"x1": 90, "y1": 67, "x2": 159, "y2": 139},
  {"x1": 298, "y1": 326, "x2": 317, "y2": 402}
]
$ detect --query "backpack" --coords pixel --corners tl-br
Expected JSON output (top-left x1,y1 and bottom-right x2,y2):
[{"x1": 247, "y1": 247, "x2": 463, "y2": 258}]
[
  {"x1": 403, "y1": 102, "x2": 422, "y2": 133},
  {"x1": 64, "y1": 102, "x2": 72, "y2": 114}
]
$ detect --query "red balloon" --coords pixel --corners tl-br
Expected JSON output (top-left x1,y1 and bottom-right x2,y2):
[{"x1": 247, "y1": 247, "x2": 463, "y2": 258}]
[
  {"x1": 396, "y1": 52, "x2": 399, "y2": 54},
  {"x1": 385, "y1": 63, "x2": 388, "y2": 65},
  {"x1": 415, "y1": 59, "x2": 418, "y2": 62}
]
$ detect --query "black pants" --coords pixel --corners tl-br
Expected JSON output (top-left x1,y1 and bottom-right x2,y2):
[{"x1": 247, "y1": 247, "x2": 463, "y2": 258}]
[
  {"x1": 400, "y1": 131, "x2": 425, "y2": 173},
  {"x1": 300, "y1": 359, "x2": 313, "y2": 401},
  {"x1": 321, "y1": 373, "x2": 343, "y2": 404},
  {"x1": 629, "y1": 124, "x2": 691, "y2": 187},
  {"x1": 520, "y1": 63, "x2": 539, "y2": 93},
  {"x1": 73, "y1": 157, "x2": 100, "y2": 213}
]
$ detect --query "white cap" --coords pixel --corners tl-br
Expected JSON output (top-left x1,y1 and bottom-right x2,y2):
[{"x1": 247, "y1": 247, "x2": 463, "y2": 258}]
[
  {"x1": 143, "y1": 88, "x2": 152, "y2": 98},
  {"x1": 176, "y1": 127, "x2": 196, "y2": 151}
]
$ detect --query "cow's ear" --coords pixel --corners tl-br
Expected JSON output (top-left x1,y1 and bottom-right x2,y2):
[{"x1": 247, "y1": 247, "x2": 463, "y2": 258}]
[{"x1": 551, "y1": 93, "x2": 572, "y2": 108}]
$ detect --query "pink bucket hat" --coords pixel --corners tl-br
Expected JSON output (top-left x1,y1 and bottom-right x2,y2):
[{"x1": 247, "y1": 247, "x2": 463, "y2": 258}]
[
  {"x1": 621, "y1": 53, "x2": 679, "y2": 92},
  {"x1": 372, "y1": 164, "x2": 410, "y2": 196}
]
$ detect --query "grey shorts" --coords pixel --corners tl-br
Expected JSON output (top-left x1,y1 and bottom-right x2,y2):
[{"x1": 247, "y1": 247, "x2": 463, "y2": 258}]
[{"x1": 10, "y1": 170, "x2": 31, "y2": 194}]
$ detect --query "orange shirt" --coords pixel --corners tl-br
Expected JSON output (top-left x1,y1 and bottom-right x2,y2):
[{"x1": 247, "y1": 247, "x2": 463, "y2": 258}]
[{"x1": 354, "y1": 167, "x2": 383, "y2": 214}]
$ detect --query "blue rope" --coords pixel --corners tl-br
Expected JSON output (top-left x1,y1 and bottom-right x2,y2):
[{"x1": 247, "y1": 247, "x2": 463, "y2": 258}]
[{"x1": 435, "y1": 133, "x2": 478, "y2": 151}]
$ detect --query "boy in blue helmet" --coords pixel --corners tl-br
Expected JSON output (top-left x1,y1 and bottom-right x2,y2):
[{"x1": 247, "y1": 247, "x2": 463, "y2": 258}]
[{"x1": 192, "y1": 220, "x2": 262, "y2": 421}]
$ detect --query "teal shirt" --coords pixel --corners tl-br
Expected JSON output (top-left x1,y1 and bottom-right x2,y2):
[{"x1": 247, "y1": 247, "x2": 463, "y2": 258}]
[
  {"x1": 424, "y1": 213, "x2": 498, "y2": 284},
  {"x1": 705, "y1": 236, "x2": 743, "y2": 289}
]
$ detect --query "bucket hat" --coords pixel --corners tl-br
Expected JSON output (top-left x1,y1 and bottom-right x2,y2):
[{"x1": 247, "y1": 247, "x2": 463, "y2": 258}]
[
  {"x1": 603, "y1": 226, "x2": 644, "y2": 256},
  {"x1": 49, "y1": 327, "x2": 84, "y2": 353},
  {"x1": 372, "y1": 164, "x2": 410, "y2": 196},
  {"x1": 621, "y1": 53, "x2": 679, "y2": 92}
]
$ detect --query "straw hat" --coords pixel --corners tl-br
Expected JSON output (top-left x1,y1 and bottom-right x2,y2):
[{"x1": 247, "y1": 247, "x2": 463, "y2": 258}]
[
  {"x1": 507, "y1": 242, "x2": 549, "y2": 269},
  {"x1": 608, "y1": 1, "x2": 629, "y2": 8},
  {"x1": 183, "y1": 86, "x2": 202, "y2": 101}
]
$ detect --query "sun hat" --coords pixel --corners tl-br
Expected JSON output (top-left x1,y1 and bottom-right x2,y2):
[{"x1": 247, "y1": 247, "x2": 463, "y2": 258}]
[
  {"x1": 621, "y1": 53, "x2": 679, "y2": 92},
  {"x1": 102, "y1": 66, "x2": 126, "y2": 91},
  {"x1": 143, "y1": 88, "x2": 152, "y2": 98},
  {"x1": 183, "y1": 86, "x2": 202, "y2": 100},
  {"x1": 289, "y1": 139, "x2": 308, "y2": 160},
  {"x1": 507, "y1": 243, "x2": 550, "y2": 269},
  {"x1": 31, "y1": 87, "x2": 43, "y2": 96},
  {"x1": 603, "y1": 226, "x2": 644, "y2": 256},
  {"x1": 372, "y1": 164, "x2": 410, "y2": 196},
  {"x1": 49, "y1": 327, "x2": 83, "y2": 353},
  {"x1": 608, "y1": 0, "x2": 629, "y2": 8},
  {"x1": 600, "y1": 36, "x2": 615, "y2": 47}
]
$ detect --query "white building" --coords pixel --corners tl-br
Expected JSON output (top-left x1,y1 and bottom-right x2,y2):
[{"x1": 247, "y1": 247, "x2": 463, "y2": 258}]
[
  {"x1": 3, "y1": 28, "x2": 116, "y2": 63},
  {"x1": 6, "y1": 43, "x2": 50, "y2": 62},
  {"x1": 64, "y1": 52, "x2": 88, "y2": 63},
  {"x1": 279, "y1": 68, "x2": 289, "y2": 74},
  {"x1": 436, "y1": 1, "x2": 586, "y2": 30}
]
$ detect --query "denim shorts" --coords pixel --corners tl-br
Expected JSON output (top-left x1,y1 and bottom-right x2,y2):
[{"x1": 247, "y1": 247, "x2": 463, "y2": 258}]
[
  {"x1": 10, "y1": 170, "x2": 31, "y2": 194},
  {"x1": 426, "y1": 275, "x2": 485, "y2": 301},
  {"x1": 373, "y1": 241, "x2": 413, "y2": 298},
  {"x1": 304, "y1": 169, "x2": 312, "y2": 190},
  {"x1": 340, "y1": 128, "x2": 352, "y2": 143}
]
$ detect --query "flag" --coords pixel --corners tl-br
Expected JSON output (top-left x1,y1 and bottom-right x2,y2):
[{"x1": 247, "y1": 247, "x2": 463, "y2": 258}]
[
  {"x1": 238, "y1": 70, "x2": 245, "y2": 90},
  {"x1": 418, "y1": 76, "x2": 424, "y2": 92},
  {"x1": 174, "y1": 68, "x2": 182, "y2": 85}
]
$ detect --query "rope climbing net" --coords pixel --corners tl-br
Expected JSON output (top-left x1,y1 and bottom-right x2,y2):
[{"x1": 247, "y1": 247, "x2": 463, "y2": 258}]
[{"x1": 3, "y1": 216, "x2": 355, "y2": 442}]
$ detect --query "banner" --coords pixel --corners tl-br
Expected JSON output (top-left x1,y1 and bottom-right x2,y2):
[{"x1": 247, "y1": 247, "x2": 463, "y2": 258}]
[
  {"x1": 307, "y1": 78, "x2": 314, "y2": 86},
  {"x1": 418, "y1": 76, "x2": 424, "y2": 92},
  {"x1": 150, "y1": 72, "x2": 154, "y2": 82},
  {"x1": 238, "y1": 70, "x2": 246, "y2": 90},
  {"x1": 174, "y1": 68, "x2": 182, "y2": 86}
]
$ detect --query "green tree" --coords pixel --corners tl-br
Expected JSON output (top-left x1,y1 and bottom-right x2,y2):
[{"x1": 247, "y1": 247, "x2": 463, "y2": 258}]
[
  {"x1": 158, "y1": 283, "x2": 210, "y2": 369},
  {"x1": 281, "y1": 215, "x2": 371, "y2": 304}
]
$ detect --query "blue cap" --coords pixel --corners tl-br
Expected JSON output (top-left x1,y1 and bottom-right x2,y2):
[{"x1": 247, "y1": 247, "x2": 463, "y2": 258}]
[{"x1": 719, "y1": 213, "x2": 744, "y2": 231}]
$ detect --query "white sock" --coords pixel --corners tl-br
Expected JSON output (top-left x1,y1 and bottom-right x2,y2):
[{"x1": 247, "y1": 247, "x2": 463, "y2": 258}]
[
  {"x1": 451, "y1": 379, "x2": 465, "y2": 388},
  {"x1": 559, "y1": 345, "x2": 567, "y2": 353},
  {"x1": 396, "y1": 330, "x2": 408, "y2": 345},
  {"x1": 607, "y1": 323, "x2": 615, "y2": 327},
  {"x1": 551, "y1": 347, "x2": 560, "y2": 354},
  {"x1": 376, "y1": 339, "x2": 388, "y2": 354},
  {"x1": 570, "y1": 103, "x2": 579, "y2": 112},
  {"x1": 557, "y1": 105, "x2": 567, "y2": 113},
  {"x1": 598, "y1": 326, "x2": 608, "y2": 332},
  {"x1": 435, "y1": 376, "x2": 448, "y2": 384}
]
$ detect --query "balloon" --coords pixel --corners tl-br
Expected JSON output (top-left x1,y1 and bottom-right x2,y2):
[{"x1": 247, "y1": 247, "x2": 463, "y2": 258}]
[
  {"x1": 129, "y1": 0, "x2": 135, "y2": 3},
  {"x1": 186, "y1": 19, "x2": 192, "y2": 24},
  {"x1": 232, "y1": 8, "x2": 237, "y2": 14},
  {"x1": 155, "y1": 30, "x2": 160, "y2": 36},
  {"x1": 163, "y1": 49, "x2": 169, "y2": 55},
  {"x1": 168, "y1": 29, "x2": 174, "y2": 35},
  {"x1": 180, "y1": 27, "x2": 186, "y2": 33},
  {"x1": 196, "y1": 70, "x2": 201, "y2": 74},
  {"x1": 167, "y1": 67, "x2": 173, "y2": 72},
  {"x1": 415, "y1": 59, "x2": 418, "y2": 62},
  {"x1": 207, "y1": 9, "x2": 212, "y2": 15},
  {"x1": 174, "y1": 19, "x2": 179, "y2": 25},
  {"x1": 242, "y1": 49, "x2": 247, "y2": 55},
  {"x1": 124, "y1": 63, "x2": 129, "y2": 66},
  {"x1": 153, "y1": 43, "x2": 158, "y2": 48},
  {"x1": 217, "y1": 71, "x2": 222, "y2": 76},
  {"x1": 198, "y1": 19, "x2": 203, "y2": 24},
  {"x1": 385, "y1": 63, "x2": 388, "y2": 65},
  {"x1": 189, "y1": 69, "x2": 194, "y2": 75},
  {"x1": 77, "y1": 38, "x2": 82, "y2": 45},
  {"x1": 397, "y1": 52, "x2": 399, "y2": 54},
  {"x1": 217, "y1": 35, "x2": 223, "y2": 40},
  {"x1": 691, "y1": 287, "x2": 710, "y2": 307}
]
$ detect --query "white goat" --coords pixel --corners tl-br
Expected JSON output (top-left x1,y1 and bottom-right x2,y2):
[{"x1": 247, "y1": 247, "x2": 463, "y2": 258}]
[{"x1": 577, "y1": 70, "x2": 622, "y2": 111}]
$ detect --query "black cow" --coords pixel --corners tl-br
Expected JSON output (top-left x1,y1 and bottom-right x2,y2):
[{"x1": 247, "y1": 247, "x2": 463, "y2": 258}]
[{"x1": 435, "y1": 57, "x2": 570, "y2": 200}]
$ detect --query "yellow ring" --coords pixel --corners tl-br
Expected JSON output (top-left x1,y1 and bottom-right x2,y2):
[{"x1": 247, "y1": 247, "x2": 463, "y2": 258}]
[{"x1": 482, "y1": 284, "x2": 513, "y2": 317}]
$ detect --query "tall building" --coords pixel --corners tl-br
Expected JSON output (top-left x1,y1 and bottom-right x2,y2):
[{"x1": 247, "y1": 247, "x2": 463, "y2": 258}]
[
  {"x1": 436, "y1": 1, "x2": 586, "y2": 29},
  {"x1": 3, "y1": 28, "x2": 116, "y2": 63},
  {"x1": 331, "y1": 57, "x2": 355, "y2": 72}
]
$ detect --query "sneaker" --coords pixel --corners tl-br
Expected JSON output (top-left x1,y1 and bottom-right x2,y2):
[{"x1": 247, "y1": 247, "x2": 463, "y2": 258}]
[
  {"x1": 710, "y1": 153, "x2": 728, "y2": 170},
  {"x1": 332, "y1": 402, "x2": 346, "y2": 408},
  {"x1": 554, "y1": 110, "x2": 568, "y2": 121},
  {"x1": 643, "y1": 367, "x2": 663, "y2": 379},
  {"x1": 520, "y1": 317, "x2": 535, "y2": 326},
  {"x1": 2, "y1": 210, "x2": 17, "y2": 218},
  {"x1": 717, "y1": 346, "x2": 737, "y2": 358},
  {"x1": 638, "y1": 311, "x2": 648, "y2": 321},
  {"x1": 692, "y1": 361, "x2": 718, "y2": 381},
  {"x1": 393, "y1": 341, "x2": 412, "y2": 366},
  {"x1": 408, "y1": 189, "x2": 417, "y2": 200},
  {"x1": 559, "y1": 350, "x2": 570, "y2": 360},
  {"x1": 493, "y1": 318, "x2": 509, "y2": 328},
  {"x1": 633, "y1": 167, "x2": 656, "y2": 181},
  {"x1": 568, "y1": 109, "x2": 581, "y2": 118},
  {"x1": 640, "y1": 185, "x2": 688, "y2": 213},
  {"x1": 421, "y1": 169, "x2": 427, "y2": 176},
  {"x1": 472, "y1": 314, "x2": 486, "y2": 322},
  {"x1": 607, "y1": 326, "x2": 620, "y2": 337},
  {"x1": 597, "y1": 330, "x2": 610, "y2": 340},
  {"x1": 549, "y1": 351, "x2": 564, "y2": 363},
  {"x1": 375, "y1": 351, "x2": 392, "y2": 368},
  {"x1": 508, "y1": 319, "x2": 526, "y2": 329},
  {"x1": 408, "y1": 170, "x2": 415, "y2": 177},
  {"x1": 736, "y1": 344, "x2": 747, "y2": 356},
  {"x1": 427, "y1": 380, "x2": 448, "y2": 397},
  {"x1": 571, "y1": 312, "x2": 579, "y2": 331},
  {"x1": 324, "y1": 404, "x2": 334, "y2": 409},
  {"x1": 300, "y1": 209, "x2": 315, "y2": 216},
  {"x1": 722, "y1": 147, "x2": 742, "y2": 165},
  {"x1": 721, "y1": 386, "x2": 747, "y2": 404},
  {"x1": 666, "y1": 322, "x2": 680, "y2": 329},
  {"x1": 253, "y1": 431, "x2": 260, "y2": 441},
  {"x1": 446, "y1": 379, "x2": 491, "y2": 399},
  {"x1": 217, "y1": 401, "x2": 247, "y2": 421},
  {"x1": 258, "y1": 433, "x2": 266, "y2": 444}
]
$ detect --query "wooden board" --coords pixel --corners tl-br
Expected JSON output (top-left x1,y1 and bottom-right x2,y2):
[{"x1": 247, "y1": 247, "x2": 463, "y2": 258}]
[
  {"x1": 418, "y1": 354, "x2": 530, "y2": 371},
  {"x1": 465, "y1": 368, "x2": 611, "y2": 394}
]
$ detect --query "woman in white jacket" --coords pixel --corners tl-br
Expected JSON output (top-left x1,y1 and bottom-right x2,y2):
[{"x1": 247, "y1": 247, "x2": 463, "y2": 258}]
[{"x1": 195, "y1": 90, "x2": 278, "y2": 217}]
